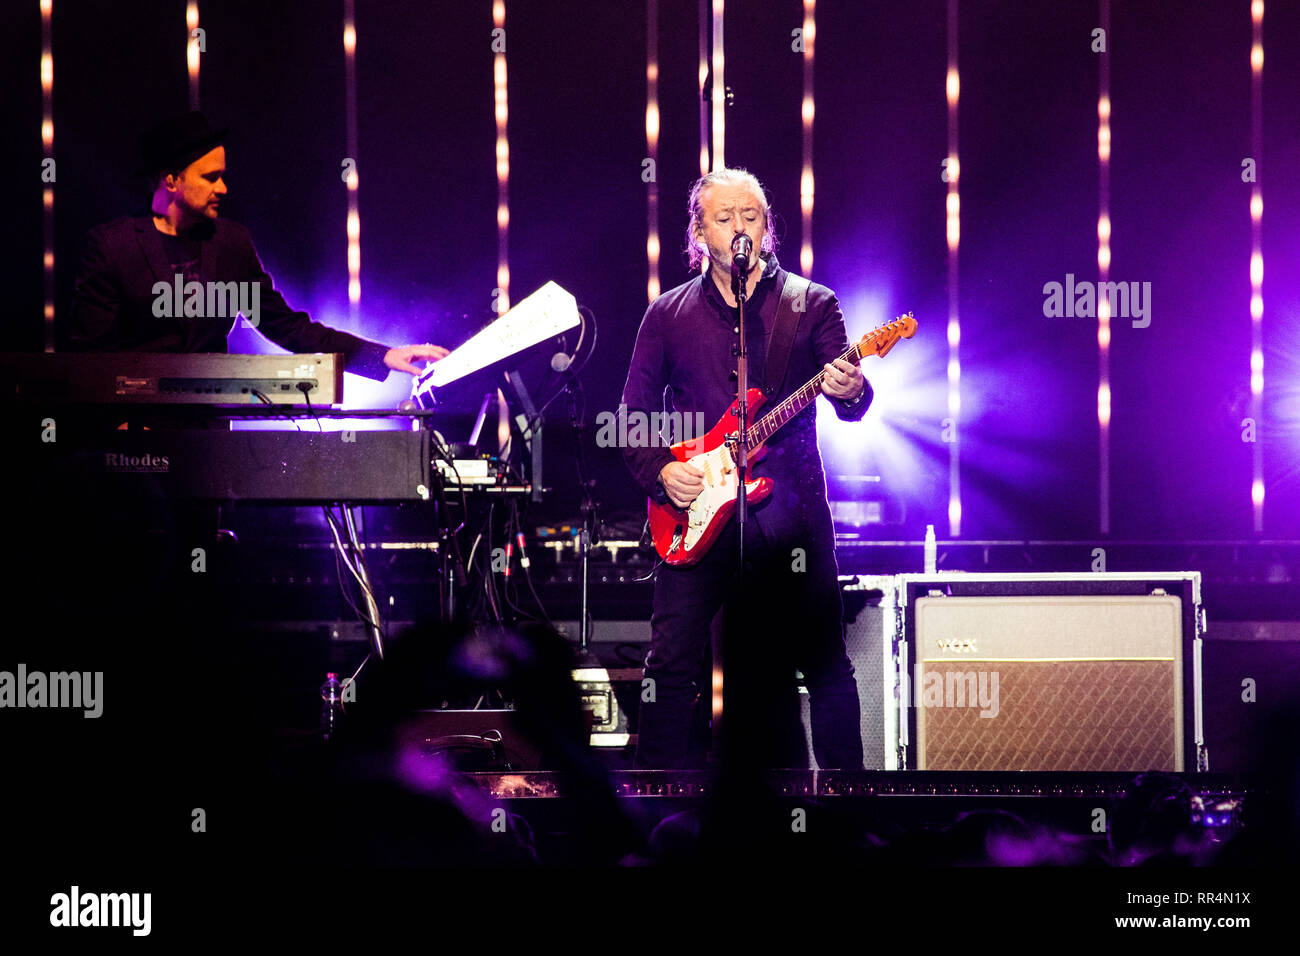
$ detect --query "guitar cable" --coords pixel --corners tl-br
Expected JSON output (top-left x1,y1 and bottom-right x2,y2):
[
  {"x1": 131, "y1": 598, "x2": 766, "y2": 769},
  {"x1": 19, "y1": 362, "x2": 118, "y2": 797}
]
[{"x1": 249, "y1": 388, "x2": 383, "y2": 636}]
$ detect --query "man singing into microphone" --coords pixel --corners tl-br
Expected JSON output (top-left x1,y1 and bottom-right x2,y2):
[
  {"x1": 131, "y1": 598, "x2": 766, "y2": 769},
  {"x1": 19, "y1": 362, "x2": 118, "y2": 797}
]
[
  {"x1": 621, "y1": 168, "x2": 871, "y2": 770},
  {"x1": 68, "y1": 111, "x2": 447, "y2": 377}
]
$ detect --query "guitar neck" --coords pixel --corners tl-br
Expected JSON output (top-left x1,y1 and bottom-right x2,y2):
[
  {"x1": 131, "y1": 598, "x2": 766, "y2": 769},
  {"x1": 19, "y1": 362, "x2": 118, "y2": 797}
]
[{"x1": 748, "y1": 342, "x2": 860, "y2": 446}]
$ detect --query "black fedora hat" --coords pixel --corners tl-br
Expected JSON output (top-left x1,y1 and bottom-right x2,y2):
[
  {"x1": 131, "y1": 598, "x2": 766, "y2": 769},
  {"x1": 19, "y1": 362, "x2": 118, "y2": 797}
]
[{"x1": 137, "y1": 110, "x2": 228, "y2": 177}]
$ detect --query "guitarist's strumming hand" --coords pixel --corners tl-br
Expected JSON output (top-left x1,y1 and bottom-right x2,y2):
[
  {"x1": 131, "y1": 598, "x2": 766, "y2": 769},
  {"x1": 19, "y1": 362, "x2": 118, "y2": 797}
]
[
  {"x1": 821, "y1": 358, "x2": 865, "y2": 402},
  {"x1": 659, "y1": 461, "x2": 705, "y2": 510}
]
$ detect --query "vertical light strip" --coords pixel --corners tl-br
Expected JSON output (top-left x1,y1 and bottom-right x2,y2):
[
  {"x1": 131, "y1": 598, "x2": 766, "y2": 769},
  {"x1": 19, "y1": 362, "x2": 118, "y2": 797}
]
[
  {"x1": 705, "y1": 0, "x2": 725, "y2": 731},
  {"x1": 41, "y1": 0, "x2": 53, "y2": 351},
  {"x1": 697, "y1": 0, "x2": 709, "y2": 177},
  {"x1": 710, "y1": 0, "x2": 724, "y2": 170},
  {"x1": 1097, "y1": 0, "x2": 1111, "y2": 534},
  {"x1": 186, "y1": 3, "x2": 200, "y2": 110},
  {"x1": 1250, "y1": 0, "x2": 1264, "y2": 531},
  {"x1": 344, "y1": 1, "x2": 361, "y2": 314},
  {"x1": 646, "y1": 0, "x2": 660, "y2": 302},
  {"x1": 799, "y1": 0, "x2": 815, "y2": 276},
  {"x1": 494, "y1": 0, "x2": 510, "y2": 312},
  {"x1": 945, "y1": 0, "x2": 961, "y2": 537}
]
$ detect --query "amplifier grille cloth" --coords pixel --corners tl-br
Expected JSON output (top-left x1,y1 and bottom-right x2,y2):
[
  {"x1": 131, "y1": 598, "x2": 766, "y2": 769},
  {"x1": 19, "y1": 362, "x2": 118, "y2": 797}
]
[{"x1": 920, "y1": 660, "x2": 1177, "y2": 771}]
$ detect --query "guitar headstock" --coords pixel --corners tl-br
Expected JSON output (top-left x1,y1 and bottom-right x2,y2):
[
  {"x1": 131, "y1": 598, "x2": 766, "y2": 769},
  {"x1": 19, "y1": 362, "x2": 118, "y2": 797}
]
[{"x1": 855, "y1": 312, "x2": 917, "y2": 358}]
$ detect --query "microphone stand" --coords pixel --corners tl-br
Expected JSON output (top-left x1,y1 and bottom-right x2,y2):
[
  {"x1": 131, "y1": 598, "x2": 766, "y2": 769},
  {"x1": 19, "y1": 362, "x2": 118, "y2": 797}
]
[
  {"x1": 731, "y1": 258, "x2": 751, "y2": 575},
  {"x1": 713, "y1": 239, "x2": 752, "y2": 766},
  {"x1": 568, "y1": 377, "x2": 600, "y2": 666}
]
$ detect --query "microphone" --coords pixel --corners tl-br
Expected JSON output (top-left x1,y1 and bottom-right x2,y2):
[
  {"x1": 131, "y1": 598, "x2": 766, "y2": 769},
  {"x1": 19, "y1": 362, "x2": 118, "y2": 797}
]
[
  {"x1": 731, "y1": 234, "x2": 753, "y2": 273},
  {"x1": 550, "y1": 352, "x2": 573, "y2": 373}
]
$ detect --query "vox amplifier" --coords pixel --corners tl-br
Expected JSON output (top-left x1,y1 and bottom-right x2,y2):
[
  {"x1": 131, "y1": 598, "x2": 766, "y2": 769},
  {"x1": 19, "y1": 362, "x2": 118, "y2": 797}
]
[{"x1": 893, "y1": 573, "x2": 1205, "y2": 772}]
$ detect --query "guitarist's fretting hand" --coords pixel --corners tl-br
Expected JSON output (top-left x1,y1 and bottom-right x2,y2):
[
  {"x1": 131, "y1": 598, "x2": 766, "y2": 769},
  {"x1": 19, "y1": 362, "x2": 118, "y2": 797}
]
[
  {"x1": 820, "y1": 358, "x2": 865, "y2": 402},
  {"x1": 659, "y1": 461, "x2": 705, "y2": 509}
]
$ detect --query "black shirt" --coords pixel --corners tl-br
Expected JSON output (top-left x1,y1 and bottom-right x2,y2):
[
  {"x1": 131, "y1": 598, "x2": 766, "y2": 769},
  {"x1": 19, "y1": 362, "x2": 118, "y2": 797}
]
[
  {"x1": 620, "y1": 254, "x2": 872, "y2": 547},
  {"x1": 158, "y1": 230, "x2": 202, "y2": 285}
]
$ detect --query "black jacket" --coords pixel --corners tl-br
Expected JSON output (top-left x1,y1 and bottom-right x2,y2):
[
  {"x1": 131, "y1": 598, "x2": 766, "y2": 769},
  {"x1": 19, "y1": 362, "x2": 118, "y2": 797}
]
[
  {"x1": 67, "y1": 214, "x2": 391, "y2": 380},
  {"x1": 621, "y1": 254, "x2": 872, "y2": 549}
]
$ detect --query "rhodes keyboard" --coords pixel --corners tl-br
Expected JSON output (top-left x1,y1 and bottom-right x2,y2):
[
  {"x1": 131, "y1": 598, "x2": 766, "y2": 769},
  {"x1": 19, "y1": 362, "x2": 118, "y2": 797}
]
[
  {"x1": 0, "y1": 352, "x2": 344, "y2": 405},
  {"x1": 30, "y1": 428, "x2": 532, "y2": 502},
  {"x1": 38, "y1": 428, "x2": 433, "y2": 502}
]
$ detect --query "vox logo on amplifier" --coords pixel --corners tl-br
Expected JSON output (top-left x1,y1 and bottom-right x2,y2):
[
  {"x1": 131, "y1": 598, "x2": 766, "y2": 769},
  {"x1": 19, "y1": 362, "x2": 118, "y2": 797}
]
[{"x1": 936, "y1": 639, "x2": 977, "y2": 653}]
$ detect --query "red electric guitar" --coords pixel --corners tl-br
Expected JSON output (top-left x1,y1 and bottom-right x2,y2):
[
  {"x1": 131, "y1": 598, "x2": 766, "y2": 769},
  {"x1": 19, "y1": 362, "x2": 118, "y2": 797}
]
[{"x1": 647, "y1": 312, "x2": 917, "y2": 566}]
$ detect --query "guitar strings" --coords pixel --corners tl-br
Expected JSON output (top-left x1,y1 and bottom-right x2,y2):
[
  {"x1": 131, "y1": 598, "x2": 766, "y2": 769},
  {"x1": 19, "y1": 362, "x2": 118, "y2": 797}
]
[{"x1": 748, "y1": 341, "x2": 860, "y2": 445}]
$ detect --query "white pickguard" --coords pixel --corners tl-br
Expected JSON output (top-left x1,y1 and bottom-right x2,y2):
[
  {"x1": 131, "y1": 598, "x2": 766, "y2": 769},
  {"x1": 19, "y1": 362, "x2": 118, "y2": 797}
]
[{"x1": 680, "y1": 441, "x2": 763, "y2": 554}]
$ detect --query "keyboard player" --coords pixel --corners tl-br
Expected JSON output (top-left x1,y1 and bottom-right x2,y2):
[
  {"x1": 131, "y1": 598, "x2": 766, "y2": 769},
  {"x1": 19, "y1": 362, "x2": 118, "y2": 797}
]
[{"x1": 67, "y1": 111, "x2": 448, "y2": 387}]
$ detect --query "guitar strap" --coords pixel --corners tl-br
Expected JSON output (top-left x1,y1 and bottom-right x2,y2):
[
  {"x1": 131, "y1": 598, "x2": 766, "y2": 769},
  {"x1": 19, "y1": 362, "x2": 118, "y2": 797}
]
[{"x1": 762, "y1": 273, "x2": 810, "y2": 398}]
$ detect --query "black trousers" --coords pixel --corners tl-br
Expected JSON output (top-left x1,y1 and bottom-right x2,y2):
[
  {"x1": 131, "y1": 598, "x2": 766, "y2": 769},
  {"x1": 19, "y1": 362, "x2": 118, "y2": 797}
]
[{"x1": 635, "y1": 510, "x2": 863, "y2": 770}]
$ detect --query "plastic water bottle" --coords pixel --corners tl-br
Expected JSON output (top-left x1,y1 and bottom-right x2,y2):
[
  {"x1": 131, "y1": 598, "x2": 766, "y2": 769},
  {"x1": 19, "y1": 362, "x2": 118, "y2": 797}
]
[
  {"x1": 924, "y1": 524, "x2": 937, "y2": 574},
  {"x1": 320, "y1": 672, "x2": 341, "y2": 741}
]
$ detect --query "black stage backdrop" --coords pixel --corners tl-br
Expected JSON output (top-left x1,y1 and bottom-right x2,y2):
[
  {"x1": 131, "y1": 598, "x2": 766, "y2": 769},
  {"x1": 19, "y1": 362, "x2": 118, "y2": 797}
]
[{"x1": 1, "y1": 0, "x2": 1298, "y2": 539}]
